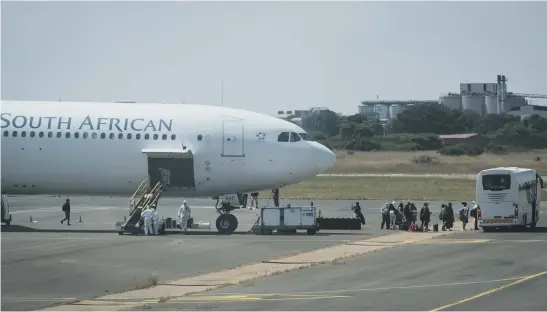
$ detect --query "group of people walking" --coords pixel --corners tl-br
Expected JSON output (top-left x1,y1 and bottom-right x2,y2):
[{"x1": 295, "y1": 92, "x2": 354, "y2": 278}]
[
  {"x1": 376, "y1": 200, "x2": 479, "y2": 232},
  {"x1": 380, "y1": 201, "x2": 432, "y2": 231}
]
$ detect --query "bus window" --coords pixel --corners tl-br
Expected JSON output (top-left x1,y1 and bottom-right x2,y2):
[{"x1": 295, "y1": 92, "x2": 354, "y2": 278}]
[
  {"x1": 290, "y1": 132, "x2": 301, "y2": 142},
  {"x1": 482, "y1": 174, "x2": 511, "y2": 191},
  {"x1": 299, "y1": 133, "x2": 313, "y2": 141}
]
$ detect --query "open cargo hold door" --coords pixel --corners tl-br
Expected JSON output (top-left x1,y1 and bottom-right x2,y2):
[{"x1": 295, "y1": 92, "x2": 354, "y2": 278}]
[{"x1": 142, "y1": 149, "x2": 196, "y2": 191}]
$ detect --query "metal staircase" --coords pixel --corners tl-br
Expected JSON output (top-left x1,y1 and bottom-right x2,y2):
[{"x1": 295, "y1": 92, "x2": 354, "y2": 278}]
[
  {"x1": 1, "y1": 195, "x2": 12, "y2": 226},
  {"x1": 119, "y1": 178, "x2": 165, "y2": 234}
]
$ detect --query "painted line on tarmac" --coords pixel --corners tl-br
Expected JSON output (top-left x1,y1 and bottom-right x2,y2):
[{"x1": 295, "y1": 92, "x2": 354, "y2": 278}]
[
  {"x1": 430, "y1": 270, "x2": 547, "y2": 311},
  {"x1": 2, "y1": 298, "x2": 77, "y2": 302},
  {"x1": 164, "y1": 294, "x2": 350, "y2": 304},
  {"x1": 10, "y1": 207, "x2": 119, "y2": 214},
  {"x1": 215, "y1": 276, "x2": 525, "y2": 297}
]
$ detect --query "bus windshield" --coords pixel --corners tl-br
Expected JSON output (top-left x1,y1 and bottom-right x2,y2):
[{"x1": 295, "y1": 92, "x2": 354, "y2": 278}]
[{"x1": 482, "y1": 174, "x2": 511, "y2": 191}]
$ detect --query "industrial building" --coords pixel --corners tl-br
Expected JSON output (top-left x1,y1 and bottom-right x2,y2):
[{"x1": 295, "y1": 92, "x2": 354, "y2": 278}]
[
  {"x1": 358, "y1": 100, "x2": 438, "y2": 122},
  {"x1": 359, "y1": 74, "x2": 547, "y2": 121}
]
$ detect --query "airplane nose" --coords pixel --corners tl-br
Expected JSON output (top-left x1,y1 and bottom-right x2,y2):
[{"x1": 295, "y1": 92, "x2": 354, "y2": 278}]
[{"x1": 314, "y1": 142, "x2": 336, "y2": 173}]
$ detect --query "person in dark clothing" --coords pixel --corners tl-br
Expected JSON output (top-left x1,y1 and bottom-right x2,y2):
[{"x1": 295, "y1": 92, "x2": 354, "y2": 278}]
[
  {"x1": 410, "y1": 202, "x2": 418, "y2": 225},
  {"x1": 353, "y1": 202, "x2": 366, "y2": 225},
  {"x1": 272, "y1": 189, "x2": 280, "y2": 207},
  {"x1": 470, "y1": 201, "x2": 479, "y2": 230},
  {"x1": 459, "y1": 202, "x2": 470, "y2": 230},
  {"x1": 397, "y1": 202, "x2": 404, "y2": 215},
  {"x1": 61, "y1": 198, "x2": 71, "y2": 225},
  {"x1": 250, "y1": 192, "x2": 259, "y2": 209},
  {"x1": 403, "y1": 202, "x2": 412, "y2": 229},
  {"x1": 445, "y1": 202, "x2": 455, "y2": 231},
  {"x1": 420, "y1": 203, "x2": 431, "y2": 231}
]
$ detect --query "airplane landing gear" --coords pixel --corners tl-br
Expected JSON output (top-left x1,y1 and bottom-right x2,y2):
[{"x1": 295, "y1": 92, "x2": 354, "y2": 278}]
[
  {"x1": 216, "y1": 213, "x2": 238, "y2": 234},
  {"x1": 214, "y1": 194, "x2": 242, "y2": 234}
]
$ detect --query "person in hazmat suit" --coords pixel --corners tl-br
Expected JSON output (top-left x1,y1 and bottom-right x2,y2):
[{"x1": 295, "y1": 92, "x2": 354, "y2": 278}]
[
  {"x1": 152, "y1": 205, "x2": 160, "y2": 235},
  {"x1": 140, "y1": 206, "x2": 155, "y2": 236},
  {"x1": 178, "y1": 200, "x2": 192, "y2": 232}
]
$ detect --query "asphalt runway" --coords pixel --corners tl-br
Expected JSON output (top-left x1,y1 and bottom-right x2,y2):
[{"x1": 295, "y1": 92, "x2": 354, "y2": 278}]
[
  {"x1": 2, "y1": 196, "x2": 546, "y2": 311},
  {"x1": 2, "y1": 196, "x2": 395, "y2": 311},
  {"x1": 133, "y1": 223, "x2": 547, "y2": 311}
]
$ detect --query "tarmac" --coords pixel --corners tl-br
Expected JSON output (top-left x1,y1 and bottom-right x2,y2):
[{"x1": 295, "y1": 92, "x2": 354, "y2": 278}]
[
  {"x1": 2, "y1": 195, "x2": 546, "y2": 311},
  {"x1": 2, "y1": 196, "x2": 395, "y2": 311},
  {"x1": 126, "y1": 223, "x2": 547, "y2": 311}
]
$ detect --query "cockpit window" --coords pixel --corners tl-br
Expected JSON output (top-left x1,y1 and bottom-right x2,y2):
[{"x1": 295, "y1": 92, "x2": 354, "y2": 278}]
[
  {"x1": 299, "y1": 133, "x2": 313, "y2": 141},
  {"x1": 278, "y1": 132, "x2": 289, "y2": 142},
  {"x1": 290, "y1": 132, "x2": 301, "y2": 142}
]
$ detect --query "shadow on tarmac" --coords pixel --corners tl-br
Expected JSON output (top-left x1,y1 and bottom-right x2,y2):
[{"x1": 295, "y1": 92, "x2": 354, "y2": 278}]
[
  {"x1": 0, "y1": 224, "x2": 371, "y2": 236},
  {"x1": 481, "y1": 226, "x2": 547, "y2": 233}
]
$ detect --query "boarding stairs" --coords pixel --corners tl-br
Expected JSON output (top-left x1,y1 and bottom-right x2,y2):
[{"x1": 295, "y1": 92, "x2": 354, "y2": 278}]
[
  {"x1": 120, "y1": 178, "x2": 165, "y2": 233},
  {"x1": 1, "y1": 194, "x2": 12, "y2": 226}
]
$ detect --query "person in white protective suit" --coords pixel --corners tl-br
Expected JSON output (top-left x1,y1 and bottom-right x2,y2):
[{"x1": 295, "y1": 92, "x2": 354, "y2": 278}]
[
  {"x1": 140, "y1": 206, "x2": 155, "y2": 236},
  {"x1": 178, "y1": 200, "x2": 192, "y2": 231},
  {"x1": 389, "y1": 209, "x2": 397, "y2": 230},
  {"x1": 152, "y1": 206, "x2": 160, "y2": 235}
]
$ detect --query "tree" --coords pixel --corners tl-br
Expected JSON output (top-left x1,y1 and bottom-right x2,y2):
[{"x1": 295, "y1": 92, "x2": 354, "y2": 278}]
[
  {"x1": 474, "y1": 114, "x2": 520, "y2": 135},
  {"x1": 301, "y1": 110, "x2": 341, "y2": 137},
  {"x1": 523, "y1": 114, "x2": 547, "y2": 133},
  {"x1": 391, "y1": 103, "x2": 467, "y2": 134}
]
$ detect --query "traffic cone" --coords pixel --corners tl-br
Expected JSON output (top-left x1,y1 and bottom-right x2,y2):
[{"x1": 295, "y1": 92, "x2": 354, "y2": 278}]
[{"x1": 78, "y1": 216, "x2": 83, "y2": 223}]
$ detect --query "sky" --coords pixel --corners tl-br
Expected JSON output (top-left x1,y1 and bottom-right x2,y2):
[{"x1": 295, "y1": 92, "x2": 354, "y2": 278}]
[{"x1": 2, "y1": 1, "x2": 547, "y2": 115}]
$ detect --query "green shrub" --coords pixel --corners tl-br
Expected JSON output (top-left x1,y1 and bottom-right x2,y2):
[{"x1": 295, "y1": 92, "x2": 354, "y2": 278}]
[
  {"x1": 485, "y1": 144, "x2": 508, "y2": 155},
  {"x1": 412, "y1": 155, "x2": 440, "y2": 165},
  {"x1": 438, "y1": 144, "x2": 483, "y2": 156},
  {"x1": 396, "y1": 143, "x2": 420, "y2": 151}
]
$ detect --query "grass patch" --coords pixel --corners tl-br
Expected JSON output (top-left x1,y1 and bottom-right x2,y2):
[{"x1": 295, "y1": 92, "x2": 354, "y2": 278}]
[
  {"x1": 125, "y1": 274, "x2": 158, "y2": 292},
  {"x1": 330, "y1": 149, "x2": 547, "y2": 174},
  {"x1": 261, "y1": 176, "x2": 547, "y2": 201}
]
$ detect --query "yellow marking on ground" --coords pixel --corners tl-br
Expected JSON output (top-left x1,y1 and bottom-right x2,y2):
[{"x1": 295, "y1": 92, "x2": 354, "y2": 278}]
[
  {"x1": 430, "y1": 270, "x2": 547, "y2": 311},
  {"x1": 414, "y1": 239, "x2": 490, "y2": 245},
  {"x1": 168, "y1": 295, "x2": 349, "y2": 304}
]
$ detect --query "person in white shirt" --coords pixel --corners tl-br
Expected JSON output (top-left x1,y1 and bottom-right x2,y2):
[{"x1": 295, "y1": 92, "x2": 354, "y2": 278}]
[
  {"x1": 459, "y1": 202, "x2": 470, "y2": 230},
  {"x1": 152, "y1": 206, "x2": 160, "y2": 235}
]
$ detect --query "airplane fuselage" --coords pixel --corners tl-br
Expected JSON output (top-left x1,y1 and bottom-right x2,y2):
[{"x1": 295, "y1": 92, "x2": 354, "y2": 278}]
[{"x1": 1, "y1": 101, "x2": 335, "y2": 198}]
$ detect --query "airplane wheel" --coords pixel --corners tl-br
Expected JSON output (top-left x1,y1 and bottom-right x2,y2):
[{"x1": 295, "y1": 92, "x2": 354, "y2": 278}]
[{"x1": 216, "y1": 214, "x2": 238, "y2": 234}]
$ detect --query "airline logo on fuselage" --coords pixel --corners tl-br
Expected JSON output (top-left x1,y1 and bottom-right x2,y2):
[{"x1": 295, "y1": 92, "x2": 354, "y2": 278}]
[{"x1": 0, "y1": 113, "x2": 173, "y2": 132}]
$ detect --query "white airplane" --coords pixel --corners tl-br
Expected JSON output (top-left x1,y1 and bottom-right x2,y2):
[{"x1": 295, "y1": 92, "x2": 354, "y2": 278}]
[{"x1": 0, "y1": 100, "x2": 336, "y2": 233}]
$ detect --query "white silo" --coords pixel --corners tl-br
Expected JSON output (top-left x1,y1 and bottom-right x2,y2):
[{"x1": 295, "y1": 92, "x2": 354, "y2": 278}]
[
  {"x1": 439, "y1": 94, "x2": 462, "y2": 111},
  {"x1": 374, "y1": 104, "x2": 389, "y2": 120},
  {"x1": 358, "y1": 105, "x2": 374, "y2": 115},
  {"x1": 462, "y1": 94, "x2": 485, "y2": 116},
  {"x1": 389, "y1": 104, "x2": 405, "y2": 120},
  {"x1": 484, "y1": 94, "x2": 499, "y2": 115}
]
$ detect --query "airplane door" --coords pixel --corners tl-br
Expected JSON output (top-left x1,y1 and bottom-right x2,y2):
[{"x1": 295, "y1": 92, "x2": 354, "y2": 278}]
[{"x1": 221, "y1": 119, "x2": 245, "y2": 157}]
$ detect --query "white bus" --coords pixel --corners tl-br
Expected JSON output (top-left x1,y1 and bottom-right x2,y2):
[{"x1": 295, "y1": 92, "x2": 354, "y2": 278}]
[{"x1": 476, "y1": 167, "x2": 543, "y2": 232}]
